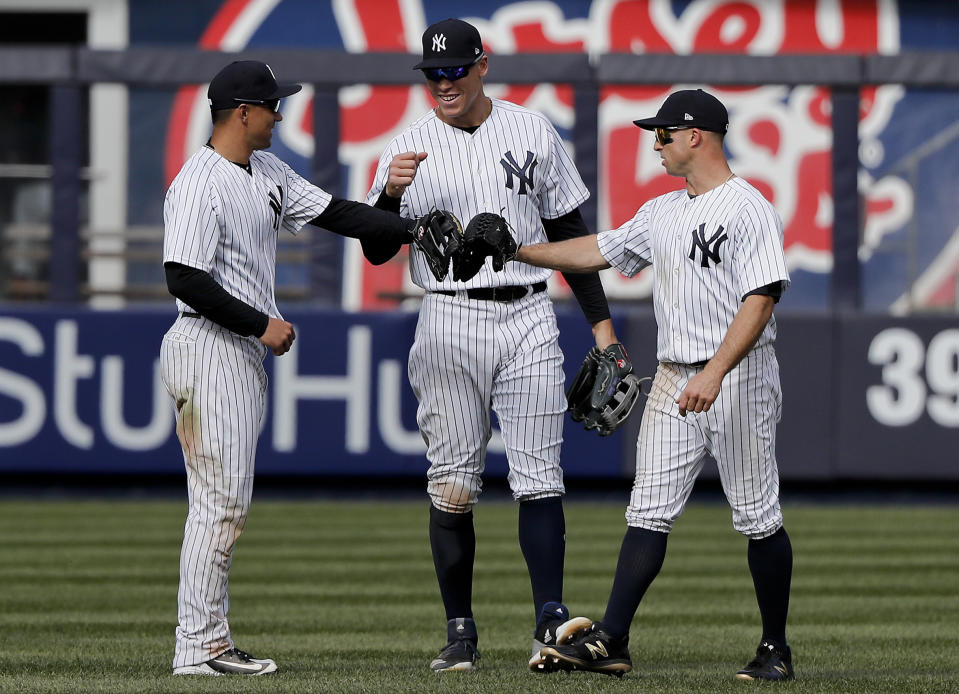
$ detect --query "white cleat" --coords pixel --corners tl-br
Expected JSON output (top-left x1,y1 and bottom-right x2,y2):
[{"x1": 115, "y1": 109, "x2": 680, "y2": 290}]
[{"x1": 173, "y1": 648, "x2": 277, "y2": 676}]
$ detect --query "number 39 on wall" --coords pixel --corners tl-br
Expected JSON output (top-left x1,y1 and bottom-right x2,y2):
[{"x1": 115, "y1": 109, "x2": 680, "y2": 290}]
[{"x1": 867, "y1": 328, "x2": 959, "y2": 428}]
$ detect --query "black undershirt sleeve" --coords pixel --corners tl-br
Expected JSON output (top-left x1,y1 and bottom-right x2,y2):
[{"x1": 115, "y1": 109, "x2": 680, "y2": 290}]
[
  {"x1": 358, "y1": 191, "x2": 406, "y2": 265},
  {"x1": 308, "y1": 196, "x2": 413, "y2": 243},
  {"x1": 541, "y1": 208, "x2": 611, "y2": 325},
  {"x1": 743, "y1": 281, "x2": 786, "y2": 304},
  {"x1": 164, "y1": 262, "x2": 269, "y2": 338}
]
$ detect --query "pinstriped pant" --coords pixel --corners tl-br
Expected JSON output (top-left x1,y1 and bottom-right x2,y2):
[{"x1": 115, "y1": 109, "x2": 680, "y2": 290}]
[
  {"x1": 409, "y1": 291, "x2": 567, "y2": 513},
  {"x1": 160, "y1": 315, "x2": 267, "y2": 669},
  {"x1": 627, "y1": 345, "x2": 784, "y2": 538}
]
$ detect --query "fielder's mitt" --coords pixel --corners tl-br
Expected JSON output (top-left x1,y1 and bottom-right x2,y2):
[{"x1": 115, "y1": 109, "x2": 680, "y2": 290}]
[
  {"x1": 566, "y1": 343, "x2": 648, "y2": 436},
  {"x1": 451, "y1": 212, "x2": 519, "y2": 282},
  {"x1": 412, "y1": 209, "x2": 463, "y2": 282}
]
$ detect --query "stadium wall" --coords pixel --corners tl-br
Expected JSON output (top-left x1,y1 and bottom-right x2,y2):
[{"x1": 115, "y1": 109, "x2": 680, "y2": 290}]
[{"x1": 1, "y1": 310, "x2": 955, "y2": 480}]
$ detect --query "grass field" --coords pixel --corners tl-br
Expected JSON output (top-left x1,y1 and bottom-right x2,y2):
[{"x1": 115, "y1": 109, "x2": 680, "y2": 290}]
[{"x1": 0, "y1": 498, "x2": 956, "y2": 693}]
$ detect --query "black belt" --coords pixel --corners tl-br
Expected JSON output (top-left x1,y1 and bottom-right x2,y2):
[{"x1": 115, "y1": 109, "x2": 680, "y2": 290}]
[
  {"x1": 686, "y1": 360, "x2": 709, "y2": 368},
  {"x1": 434, "y1": 281, "x2": 547, "y2": 302},
  {"x1": 180, "y1": 312, "x2": 202, "y2": 319}
]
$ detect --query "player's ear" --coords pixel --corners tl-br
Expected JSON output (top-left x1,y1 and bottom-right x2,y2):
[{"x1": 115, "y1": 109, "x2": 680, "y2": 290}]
[{"x1": 476, "y1": 55, "x2": 489, "y2": 79}]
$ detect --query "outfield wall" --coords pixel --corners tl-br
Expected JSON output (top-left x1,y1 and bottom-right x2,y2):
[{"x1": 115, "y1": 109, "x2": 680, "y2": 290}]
[{"x1": 0, "y1": 309, "x2": 955, "y2": 481}]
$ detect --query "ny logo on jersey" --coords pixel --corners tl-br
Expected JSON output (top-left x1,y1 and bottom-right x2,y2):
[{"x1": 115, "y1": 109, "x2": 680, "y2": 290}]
[
  {"x1": 688, "y1": 223, "x2": 728, "y2": 268},
  {"x1": 432, "y1": 33, "x2": 446, "y2": 52},
  {"x1": 267, "y1": 184, "x2": 283, "y2": 232},
  {"x1": 500, "y1": 150, "x2": 537, "y2": 195}
]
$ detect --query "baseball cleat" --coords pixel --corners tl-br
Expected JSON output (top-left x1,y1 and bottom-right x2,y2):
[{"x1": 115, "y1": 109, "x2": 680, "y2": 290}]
[
  {"x1": 528, "y1": 603, "x2": 593, "y2": 671},
  {"x1": 735, "y1": 640, "x2": 794, "y2": 681},
  {"x1": 172, "y1": 648, "x2": 277, "y2": 676},
  {"x1": 538, "y1": 623, "x2": 632, "y2": 677},
  {"x1": 430, "y1": 617, "x2": 480, "y2": 672}
]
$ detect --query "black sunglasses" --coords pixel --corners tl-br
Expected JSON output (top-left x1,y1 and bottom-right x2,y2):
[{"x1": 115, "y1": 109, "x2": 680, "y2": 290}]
[
  {"x1": 654, "y1": 126, "x2": 692, "y2": 146},
  {"x1": 423, "y1": 65, "x2": 472, "y2": 82},
  {"x1": 234, "y1": 97, "x2": 281, "y2": 113},
  {"x1": 422, "y1": 55, "x2": 483, "y2": 83}
]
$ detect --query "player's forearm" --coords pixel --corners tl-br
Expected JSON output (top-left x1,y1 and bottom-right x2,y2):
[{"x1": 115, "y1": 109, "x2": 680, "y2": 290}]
[
  {"x1": 164, "y1": 262, "x2": 269, "y2": 337},
  {"x1": 540, "y1": 209, "x2": 612, "y2": 325},
  {"x1": 591, "y1": 318, "x2": 617, "y2": 350},
  {"x1": 706, "y1": 295, "x2": 774, "y2": 376},
  {"x1": 310, "y1": 197, "x2": 413, "y2": 243},
  {"x1": 516, "y1": 236, "x2": 610, "y2": 273}
]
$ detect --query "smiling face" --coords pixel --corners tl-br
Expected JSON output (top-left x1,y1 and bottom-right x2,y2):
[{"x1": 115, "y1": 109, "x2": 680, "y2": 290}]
[{"x1": 425, "y1": 56, "x2": 489, "y2": 127}]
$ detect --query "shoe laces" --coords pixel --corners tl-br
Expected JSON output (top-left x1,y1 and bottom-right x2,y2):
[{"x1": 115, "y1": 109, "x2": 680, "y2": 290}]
[
  {"x1": 748, "y1": 641, "x2": 783, "y2": 668},
  {"x1": 439, "y1": 638, "x2": 477, "y2": 659}
]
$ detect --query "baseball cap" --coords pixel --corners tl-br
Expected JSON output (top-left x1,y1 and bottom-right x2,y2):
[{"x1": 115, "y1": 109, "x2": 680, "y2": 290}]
[
  {"x1": 413, "y1": 18, "x2": 485, "y2": 70},
  {"x1": 207, "y1": 60, "x2": 302, "y2": 111},
  {"x1": 632, "y1": 89, "x2": 729, "y2": 133}
]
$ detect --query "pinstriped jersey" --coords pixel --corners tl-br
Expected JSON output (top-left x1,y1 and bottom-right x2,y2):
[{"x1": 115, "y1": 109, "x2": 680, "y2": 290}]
[
  {"x1": 366, "y1": 98, "x2": 589, "y2": 291},
  {"x1": 163, "y1": 147, "x2": 331, "y2": 319},
  {"x1": 597, "y1": 176, "x2": 789, "y2": 364}
]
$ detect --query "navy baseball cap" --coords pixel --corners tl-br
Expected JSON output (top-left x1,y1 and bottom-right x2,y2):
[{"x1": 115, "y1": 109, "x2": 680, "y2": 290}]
[
  {"x1": 207, "y1": 60, "x2": 302, "y2": 111},
  {"x1": 633, "y1": 89, "x2": 729, "y2": 133},
  {"x1": 413, "y1": 18, "x2": 485, "y2": 70}
]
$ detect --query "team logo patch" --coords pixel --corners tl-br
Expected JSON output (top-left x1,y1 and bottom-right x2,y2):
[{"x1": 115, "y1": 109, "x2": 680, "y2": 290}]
[
  {"x1": 267, "y1": 184, "x2": 283, "y2": 232},
  {"x1": 500, "y1": 150, "x2": 537, "y2": 195},
  {"x1": 689, "y1": 223, "x2": 728, "y2": 268},
  {"x1": 432, "y1": 33, "x2": 446, "y2": 52}
]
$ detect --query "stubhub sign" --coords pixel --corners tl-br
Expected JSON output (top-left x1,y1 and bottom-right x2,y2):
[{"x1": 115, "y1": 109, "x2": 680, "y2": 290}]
[{"x1": 0, "y1": 310, "x2": 625, "y2": 476}]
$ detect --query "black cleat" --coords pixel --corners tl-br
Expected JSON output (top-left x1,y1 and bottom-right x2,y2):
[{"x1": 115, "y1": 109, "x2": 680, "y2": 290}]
[
  {"x1": 538, "y1": 622, "x2": 632, "y2": 677},
  {"x1": 735, "y1": 640, "x2": 795, "y2": 681},
  {"x1": 528, "y1": 603, "x2": 593, "y2": 671},
  {"x1": 430, "y1": 618, "x2": 480, "y2": 672}
]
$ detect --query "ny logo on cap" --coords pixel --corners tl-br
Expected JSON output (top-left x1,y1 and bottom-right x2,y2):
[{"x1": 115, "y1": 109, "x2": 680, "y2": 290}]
[{"x1": 432, "y1": 33, "x2": 446, "y2": 52}]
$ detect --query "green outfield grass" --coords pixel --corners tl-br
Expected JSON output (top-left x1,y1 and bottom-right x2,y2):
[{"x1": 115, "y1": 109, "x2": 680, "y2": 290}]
[{"x1": 0, "y1": 497, "x2": 956, "y2": 693}]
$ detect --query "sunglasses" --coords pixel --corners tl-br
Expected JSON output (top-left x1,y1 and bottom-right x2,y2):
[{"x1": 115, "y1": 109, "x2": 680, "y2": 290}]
[
  {"x1": 422, "y1": 64, "x2": 473, "y2": 82},
  {"x1": 422, "y1": 54, "x2": 483, "y2": 83},
  {"x1": 654, "y1": 126, "x2": 692, "y2": 146},
  {"x1": 234, "y1": 98, "x2": 281, "y2": 113}
]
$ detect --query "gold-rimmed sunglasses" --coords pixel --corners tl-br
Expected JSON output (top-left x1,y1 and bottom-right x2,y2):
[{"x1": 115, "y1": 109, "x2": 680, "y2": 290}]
[{"x1": 654, "y1": 126, "x2": 692, "y2": 146}]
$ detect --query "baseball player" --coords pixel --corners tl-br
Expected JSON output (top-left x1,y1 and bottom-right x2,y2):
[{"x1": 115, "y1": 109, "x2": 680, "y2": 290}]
[
  {"x1": 361, "y1": 18, "x2": 616, "y2": 672},
  {"x1": 161, "y1": 60, "x2": 421, "y2": 676},
  {"x1": 519, "y1": 89, "x2": 795, "y2": 681}
]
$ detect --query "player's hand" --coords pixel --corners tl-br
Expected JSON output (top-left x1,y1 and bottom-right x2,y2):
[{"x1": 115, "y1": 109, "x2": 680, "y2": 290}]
[
  {"x1": 385, "y1": 151, "x2": 427, "y2": 198},
  {"x1": 259, "y1": 317, "x2": 296, "y2": 356},
  {"x1": 676, "y1": 366, "x2": 722, "y2": 416}
]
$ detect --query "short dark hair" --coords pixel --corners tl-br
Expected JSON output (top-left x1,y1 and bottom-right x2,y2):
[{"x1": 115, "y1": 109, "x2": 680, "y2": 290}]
[{"x1": 211, "y1": 107, "x2": 233, "y2": 125}]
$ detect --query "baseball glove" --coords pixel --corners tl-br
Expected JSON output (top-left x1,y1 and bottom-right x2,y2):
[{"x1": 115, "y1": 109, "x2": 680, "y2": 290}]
[
  {"x1": 566, "y1": 343, "x2": 648, "y2": 436},
  {"x1": 451, "y1": 212, "x2": 519, "y2": 282},
  {"x1": 412, "y1": 209, "x2": 463, "y2": 282}
]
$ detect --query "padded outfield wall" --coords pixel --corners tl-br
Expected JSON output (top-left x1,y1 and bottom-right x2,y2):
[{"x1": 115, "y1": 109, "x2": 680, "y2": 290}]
[
  {"x1": 1, "y1": 1, "x2": 958, "y2": 479},
  {"x1": 0, "y1": 310, "x2": 956, "y2": 480}
]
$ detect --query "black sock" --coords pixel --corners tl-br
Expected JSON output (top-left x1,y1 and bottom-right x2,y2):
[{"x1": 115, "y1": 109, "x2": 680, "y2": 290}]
[
  {"x1": 429, "y1": 505, "x2": 475, "y2": 620},
  {"x1": 601, "y1": 526, "x2": 669, "y2": 639},
  {"x1": 747, "y1": 526, "x2": 793, "y2": 649},
  {"x1": 518, "y1": 497, "x2": 565, "y2": 619}
]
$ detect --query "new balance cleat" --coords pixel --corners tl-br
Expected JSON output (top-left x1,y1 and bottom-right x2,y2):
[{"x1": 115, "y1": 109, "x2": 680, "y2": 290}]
[
  {"x1": 172, "y1": 648, "x2": 277, "y2": 676},
  {"x1": 538, "y1": 623, "x2": 632, "y2": 677},
  {"x1": 528, "y1": 602, "x2": 593, "y2": 671},
  {"x1": 430, "y1": 617, "x2": 480, "y2": 672},
  {"x1": 735, "y1": 640, "x2": 794, "y2": 681}
]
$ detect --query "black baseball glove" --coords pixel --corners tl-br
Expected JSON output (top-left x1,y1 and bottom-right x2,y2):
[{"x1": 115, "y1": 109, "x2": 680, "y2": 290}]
[
  {"x1": 451, "y1": 212, "x2": 519, "y2": 282},
  {"x1": 411, "y1": 210, "x2": 463, "y2": 282},
  {"x1": 566, "y1": 343, "x2": 647, "y2": 436}
]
